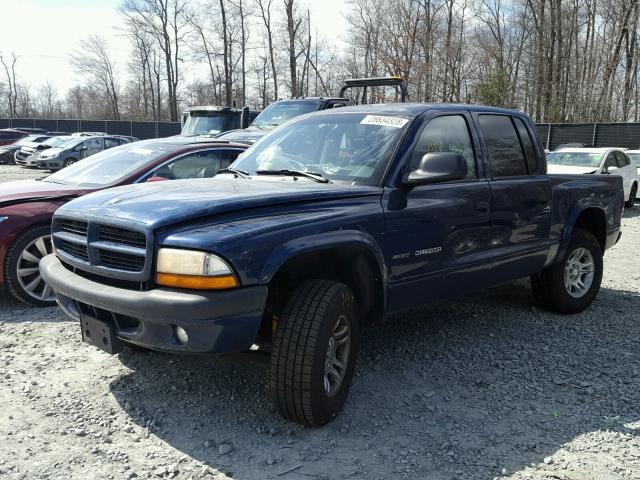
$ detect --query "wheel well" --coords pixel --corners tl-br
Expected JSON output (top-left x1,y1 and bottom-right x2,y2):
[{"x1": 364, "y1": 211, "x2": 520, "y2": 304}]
[
  {"x1": 265, "y1": 247, "x2": 384, "y2": 328},
  {"x1": 574, "y1": 208, "x2": 606, "y2": 252}
]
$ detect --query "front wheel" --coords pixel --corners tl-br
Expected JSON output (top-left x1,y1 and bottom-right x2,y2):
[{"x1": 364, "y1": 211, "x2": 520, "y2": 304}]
[
  {"x1": 531, "y1": 228, "x2": 603, "y2": 314},
  {"x1": 5, "y1": 225, "x2": 56, "y2": 307},
  {"x1": 271, "y1": 280, "x2": 359, "y2": 426},
  {"x1": 625, "y1": 183, "x2": 637, "y2": 208},
  {"x1": 63, "y1": 158, "x2": 77, "y2": 168}
]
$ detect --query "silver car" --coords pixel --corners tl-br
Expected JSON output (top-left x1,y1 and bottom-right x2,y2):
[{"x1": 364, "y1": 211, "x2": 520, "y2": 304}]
[{"x1": 37, "y1": 135, "x2": 133, "y2": 170}]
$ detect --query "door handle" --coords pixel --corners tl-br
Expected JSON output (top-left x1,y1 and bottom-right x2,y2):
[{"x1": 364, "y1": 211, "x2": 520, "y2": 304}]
[{"x1": 476, "y1": 201, "x2": 490, "y2": 215}]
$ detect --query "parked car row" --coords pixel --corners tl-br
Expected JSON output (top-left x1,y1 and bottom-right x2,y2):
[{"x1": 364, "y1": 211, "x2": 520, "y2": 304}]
[
  {"x1": 0, "y1": 129, "x2": 139, "y2": 170},
  {"x1": 0, "y1": 79, "x2": 629, "y2": 426}
]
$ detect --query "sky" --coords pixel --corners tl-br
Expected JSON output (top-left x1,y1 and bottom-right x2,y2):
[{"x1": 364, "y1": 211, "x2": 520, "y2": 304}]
[{"x1": 0, "y1": 0, "x2": 349, "y2": 96}]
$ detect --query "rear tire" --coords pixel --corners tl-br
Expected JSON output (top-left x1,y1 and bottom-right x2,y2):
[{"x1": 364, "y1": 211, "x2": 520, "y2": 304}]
[
  {"x1": 625, "y1": 183, "x2": 637, "y2": 208},
  {"x1": 5, "y1": 225, "x2": 56, "y2": 307},
  {"x1": 271, "y1": 279, "x2": 359, "y2": 426},
  {"x1": 531, "y1": 228, "x2": 603, "y2": 314}
]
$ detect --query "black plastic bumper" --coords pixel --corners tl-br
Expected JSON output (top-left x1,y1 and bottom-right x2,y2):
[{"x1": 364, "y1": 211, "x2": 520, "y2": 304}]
[{"x1": 40, "y1": 254, "x2": 268, "y2": 354}]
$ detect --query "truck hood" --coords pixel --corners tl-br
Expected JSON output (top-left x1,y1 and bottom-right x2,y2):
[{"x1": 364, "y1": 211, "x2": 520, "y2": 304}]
[
  {"x1": 216, "y1": 126, "x2": 270, "y2": 145},
  {"x1": 547, "y1": 164, "x2": 599, "y2": 175},
  {"x1": 0, "y1": 180, "x2": 90, "y2": 207},
  {"x1": 56, "y1": 177, "x2": 382, "y2": 230}
]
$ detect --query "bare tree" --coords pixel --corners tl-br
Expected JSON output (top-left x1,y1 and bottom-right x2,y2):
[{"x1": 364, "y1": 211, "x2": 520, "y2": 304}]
[
  {"x1": 0, "y1": 53, "x2": 18, "y2": 117},
  {"x1": 121, "y1": 0, "x2": 190, "y2": 121},
  {"x1": 71, "y1": 35, "x2": 121, "y2": 119},
  {"x1": 256, "y1": 0, "x2": 279, "y2": 100}
]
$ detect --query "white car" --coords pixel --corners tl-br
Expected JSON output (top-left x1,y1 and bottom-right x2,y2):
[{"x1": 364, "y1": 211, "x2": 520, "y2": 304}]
[
  {"x1": 547, "y1": 147, "x2": 638, "y2": 208},
  {"x1": 626, "y1": 149, "x2": 640, "y2": 175}
]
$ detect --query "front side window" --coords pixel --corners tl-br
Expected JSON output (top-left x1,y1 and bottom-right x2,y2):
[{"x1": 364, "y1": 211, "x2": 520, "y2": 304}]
[
  {"x1": 232, "y1": 112, "x2": 410, "y2": 185},
  {"x1": 603, "y1": 153, "x2": 617, "y2": 171},
  {"x1": 478, "y1": 115, "x2": 528, "y2": 177},
  {"x1": 410, "y1": 115, "x2": 476, "y2": 178}
]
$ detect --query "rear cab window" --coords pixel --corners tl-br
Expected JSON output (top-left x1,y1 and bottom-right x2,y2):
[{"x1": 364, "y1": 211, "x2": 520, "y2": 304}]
[{"x1": 478, "y1": 114, "x2": 529, "y2": 178}]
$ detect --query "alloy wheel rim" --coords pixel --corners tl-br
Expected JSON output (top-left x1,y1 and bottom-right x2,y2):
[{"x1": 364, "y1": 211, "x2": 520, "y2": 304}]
[
  {"x1": 563, "y1": 247, "x2": 594, "y2": 298},
  {"x1": 16, "y1": 235, "x2": 55, "y2": 302},
  {"x1": 324, "y1": 315, "x2": 351, "y2": 397}
]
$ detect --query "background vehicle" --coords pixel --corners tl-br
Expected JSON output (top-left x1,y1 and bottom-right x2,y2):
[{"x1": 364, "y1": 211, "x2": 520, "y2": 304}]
[
  {"x1": 547, "y1": 147, "x2": 638, "y2": 207},
  {"x1": 0, "y1": 137, "x2": 247, "y2": 307},
  {"x1": 0, "y1": 128, "x2": 28, "y2": 146},
  {"x1": 0, "y1": 135, "x2": 51, "y2": 164},
  {"x1": 216, "y1": 76, "x2": 407, "y2": 145},
  {"x1": 41, "y1": 104, "x2": 623, "y2": 427},
  {"x1": 36, "y1": 135, "x2": 133, "y2": 170},
  {"x1": 625, "y1": 149, "x2": 640, "y2": 175},
  {"x1": 15, "y1": 136, "x2": 72, "y2": 167},
  {"x1": 181, "y1": 106, "x2": 259, "y2": 136}
]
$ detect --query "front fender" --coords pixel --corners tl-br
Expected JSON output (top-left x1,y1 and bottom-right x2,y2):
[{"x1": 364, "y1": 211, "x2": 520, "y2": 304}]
[{"x1": 259, "y1": 229, "x2": 388, "y2": 286}]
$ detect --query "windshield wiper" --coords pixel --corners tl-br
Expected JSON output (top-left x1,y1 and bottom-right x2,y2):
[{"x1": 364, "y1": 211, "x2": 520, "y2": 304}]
[
  {"x1": 218, "y1": 167, "x2": 251, "y2": 179},
  {"x1": 255, "y1": 169, "x2": 329, "y2": 183}
]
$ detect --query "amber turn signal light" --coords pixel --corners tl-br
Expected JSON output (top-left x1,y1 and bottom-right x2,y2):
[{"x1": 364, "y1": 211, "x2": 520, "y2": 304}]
[{"x1": 156, "y1": 273, "x2": 239, "y2": 290}]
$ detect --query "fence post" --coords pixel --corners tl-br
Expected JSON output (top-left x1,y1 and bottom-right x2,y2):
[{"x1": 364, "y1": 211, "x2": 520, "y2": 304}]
[
  {"x1": 546, "y1": 123, "x2": 552, "y2": 149},
  {"x1": 592, "y1": 123, "x2": 598, "y2": 147}
]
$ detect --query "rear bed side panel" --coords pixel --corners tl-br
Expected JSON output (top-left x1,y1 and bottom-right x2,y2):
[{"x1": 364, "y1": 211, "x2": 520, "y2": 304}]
[{"x1": 547, "y1": 174, "x2": 623, "y2": 264}]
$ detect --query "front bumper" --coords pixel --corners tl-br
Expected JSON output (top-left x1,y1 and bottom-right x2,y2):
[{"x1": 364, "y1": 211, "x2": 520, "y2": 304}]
[
  {"x1": 37, "y1": 158, "x2": 62, "y2": 170},
  {"x1": 40, "y1": 254, "x2": 268, "y2": 354}
]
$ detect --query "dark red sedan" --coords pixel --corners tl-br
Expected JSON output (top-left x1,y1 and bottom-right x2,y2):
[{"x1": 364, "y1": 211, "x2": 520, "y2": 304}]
[{"x1": 0, "y1": 137, "x2": 247, "y2": 306}]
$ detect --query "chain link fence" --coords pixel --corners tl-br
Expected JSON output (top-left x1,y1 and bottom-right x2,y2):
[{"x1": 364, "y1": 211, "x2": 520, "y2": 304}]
[
  {"x1": 536, "y1": 123, "x2": 640, "y2": 150},
  {"x1": 0, "y1": 118, "x2": 181, "y2": 140}
]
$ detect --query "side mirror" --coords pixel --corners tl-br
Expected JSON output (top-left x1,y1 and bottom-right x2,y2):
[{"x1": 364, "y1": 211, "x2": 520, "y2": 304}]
[
  {"x1": 605, "y1": 165, "x2": 619, "y2": 174},
  {"x1": 405, "y1": 152, "x2": 468, "y2": 185},
  {"x1": 146, "y1": 176, "x2": 168, "y2": 183},
  {"x1": 331, "y1": 103, "x2": 346, "y2": 109},
  {"x1": 240, "y1": 106, "x2": 250, "y2": 129},
  {"x1": 76, "y1": 145, "x2": 87, "y2": 151}
]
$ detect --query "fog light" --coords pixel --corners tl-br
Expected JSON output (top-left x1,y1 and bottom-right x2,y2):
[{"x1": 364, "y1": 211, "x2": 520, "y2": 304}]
[{"x1": 175, "y1": 326, "x2": 189, "y2": 344}]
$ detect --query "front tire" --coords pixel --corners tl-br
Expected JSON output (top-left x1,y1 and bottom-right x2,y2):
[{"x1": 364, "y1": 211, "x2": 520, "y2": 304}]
[
  {"x1": 5, "y1": 225, "x2": 56, "y2": 307},
  {"x1": 271, "y1": 280, "x2": 359, "y2": 426},
  {"x1": 625, "y1": 183, "x2": 637, "y2": 208},
  {"x1": 63, "y1": 158, "x2": 77, "y2": 168},
  {"x1": 531, "y1": 228, "x2": 603, "y2": 314}
]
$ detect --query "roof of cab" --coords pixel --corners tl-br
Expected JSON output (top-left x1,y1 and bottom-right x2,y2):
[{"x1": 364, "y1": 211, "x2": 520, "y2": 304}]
[{"x1": 312, "y1": 102, "x2": 531, "y2": 117}]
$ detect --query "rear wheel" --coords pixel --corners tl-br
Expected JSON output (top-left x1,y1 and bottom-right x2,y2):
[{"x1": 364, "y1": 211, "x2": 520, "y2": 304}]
[
  {"x1": 625, "y1": 182, "x2": 637, "y2": 208},
  {"x1": 531, "y1": 228, "x2": 603, "y2": 314},
  {"x1": 271, "y1": 279, "x2": 359, "y2": 426},
  {"x1": 5, "y1": 225, "x2": 56, "y2": 307}
]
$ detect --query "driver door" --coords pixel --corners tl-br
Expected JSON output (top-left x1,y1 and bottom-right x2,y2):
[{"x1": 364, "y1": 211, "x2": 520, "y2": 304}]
[{"x1": 382, "y1": 112, "x2": 492, "y2": 312}]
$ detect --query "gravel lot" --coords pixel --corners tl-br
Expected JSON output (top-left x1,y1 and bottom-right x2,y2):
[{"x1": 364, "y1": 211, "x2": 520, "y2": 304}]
[{"x1": 1, "y1": 164, "x2": 640, "y2": 480}]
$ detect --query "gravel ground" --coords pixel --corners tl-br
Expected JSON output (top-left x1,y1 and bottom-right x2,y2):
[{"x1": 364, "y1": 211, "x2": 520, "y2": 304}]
[
  {"x1": 1, "y1": 165, "x2": 640, "y2": 480},
  {"x1": 0, "y1": 164, "x2": 49, "y2": 182}
]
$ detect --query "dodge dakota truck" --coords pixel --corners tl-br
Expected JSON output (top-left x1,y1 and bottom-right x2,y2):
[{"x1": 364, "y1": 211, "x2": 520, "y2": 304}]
[{"x1": 40, "y1": 104, "x2": 623, "y2": 426}]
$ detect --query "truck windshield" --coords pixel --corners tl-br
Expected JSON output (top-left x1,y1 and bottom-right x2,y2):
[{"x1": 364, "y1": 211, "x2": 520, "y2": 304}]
[
  {"x1": 42, "y1": 142, "x2": 173, "y2": 187},
  {"x1": 182, "y1": 115, "x2": 229, "y2": 135},
  {"x1": 252, "y1": 101, "x2": 321, "y2": 128},
  {"x1": 547, "y1": 151, "x2": 603, "y2": 168},
  {"x1": 232, "y1": 112, "x2": 411, "y2": 185}
]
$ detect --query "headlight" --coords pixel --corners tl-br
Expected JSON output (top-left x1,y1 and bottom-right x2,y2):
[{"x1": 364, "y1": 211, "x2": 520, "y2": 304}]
[
  {"x1": 156, "y1": 248, "x2": 239, "y2": 290},
  {"x1": 0, "y1": 216, "x2": 8, "y2": 224}
]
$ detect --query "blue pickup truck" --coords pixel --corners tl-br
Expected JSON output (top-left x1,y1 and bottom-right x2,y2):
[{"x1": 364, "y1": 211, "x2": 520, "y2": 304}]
[{"x1": 40, "y1": 103, "x2": 623, "y2": 426}]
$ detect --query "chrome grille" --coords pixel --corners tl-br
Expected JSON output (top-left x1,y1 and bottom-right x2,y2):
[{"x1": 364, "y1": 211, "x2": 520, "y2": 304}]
[
  {"x1": 59, "y1": 219, "x2": 88, "y2": 236},
  {"x1": 53, "y1": 217, "x2": 149, "y2": 281},
  {"x1": 98, "y1": 250, "x2": 146, "y2": 272},
  {"x1": 59, "y1": 239, "x2": 89, "y2": 261},
  {"x1": 98, "y1": 225, "x2": 146, "y2": 249}
]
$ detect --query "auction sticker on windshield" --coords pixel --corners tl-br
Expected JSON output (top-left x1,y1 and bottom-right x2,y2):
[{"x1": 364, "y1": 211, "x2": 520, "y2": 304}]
[{"x1": 360, "y1": 115, "x2": 409, "y2": 128}]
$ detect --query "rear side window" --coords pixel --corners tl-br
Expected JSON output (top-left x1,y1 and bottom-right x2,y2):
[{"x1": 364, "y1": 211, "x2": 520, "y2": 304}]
[
  {"x1": 478, "y1": 115, "x2": 528, "y2": 177},
  {"x1": 410, "y1": 115, "x2": 476, "y2": 178},
  {"x1": 615, "y1": 151, "x2": 630, "y2": 167},
  {"x1": 513, "y1": 118, "x2": 538, "y2": 174}
]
